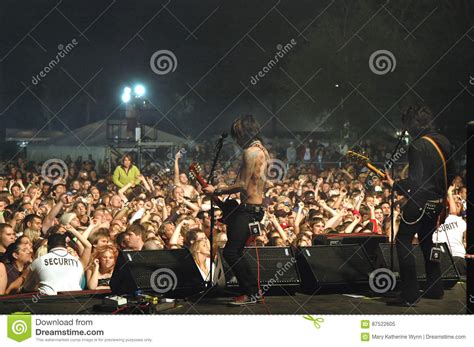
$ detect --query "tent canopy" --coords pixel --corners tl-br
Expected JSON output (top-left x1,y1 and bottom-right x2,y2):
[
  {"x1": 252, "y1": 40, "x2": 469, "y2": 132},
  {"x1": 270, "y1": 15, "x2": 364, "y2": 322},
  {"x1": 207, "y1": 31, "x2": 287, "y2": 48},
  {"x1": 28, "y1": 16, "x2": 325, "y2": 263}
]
[{"x1": 37, "y1": 121, "x2": 187, "y2": 147}]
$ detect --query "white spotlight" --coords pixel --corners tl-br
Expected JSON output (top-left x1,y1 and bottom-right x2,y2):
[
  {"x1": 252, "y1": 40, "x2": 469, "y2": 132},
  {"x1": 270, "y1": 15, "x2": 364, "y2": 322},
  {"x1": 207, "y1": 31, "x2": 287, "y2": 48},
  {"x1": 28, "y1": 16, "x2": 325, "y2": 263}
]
[
  {"x1": 121, "y1": 92, "x2": 131, "y2": 103},
  {"x1": 134, "y1": 84, "x2": 145, "y2": 97}
]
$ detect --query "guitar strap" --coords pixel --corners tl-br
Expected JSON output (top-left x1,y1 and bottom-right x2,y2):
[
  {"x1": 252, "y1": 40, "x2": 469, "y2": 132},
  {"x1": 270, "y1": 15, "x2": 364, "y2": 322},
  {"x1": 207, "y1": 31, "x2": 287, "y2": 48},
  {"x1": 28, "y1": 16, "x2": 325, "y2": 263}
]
[
  {"x1": 421, "y1": 135, "x2": 448, "y2": 228},
  {"x1": 421, "y1": 136, "x2": 448, "y2": 191}
]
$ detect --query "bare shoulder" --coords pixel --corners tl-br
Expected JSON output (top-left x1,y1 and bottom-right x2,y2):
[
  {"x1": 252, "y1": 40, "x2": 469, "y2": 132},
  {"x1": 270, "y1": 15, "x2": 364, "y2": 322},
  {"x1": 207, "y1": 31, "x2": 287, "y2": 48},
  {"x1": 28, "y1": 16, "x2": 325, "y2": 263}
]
[{"x1": 243, "y1": 146, "x2": 268, "y2": 161}]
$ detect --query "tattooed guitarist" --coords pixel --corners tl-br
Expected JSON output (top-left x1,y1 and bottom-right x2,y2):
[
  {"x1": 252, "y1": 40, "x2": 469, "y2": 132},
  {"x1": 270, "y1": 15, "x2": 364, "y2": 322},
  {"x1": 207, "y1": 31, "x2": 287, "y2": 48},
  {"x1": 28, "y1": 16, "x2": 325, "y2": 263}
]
[{"x1": 203, "y1": 115, "x2": 269, "y2": 306}]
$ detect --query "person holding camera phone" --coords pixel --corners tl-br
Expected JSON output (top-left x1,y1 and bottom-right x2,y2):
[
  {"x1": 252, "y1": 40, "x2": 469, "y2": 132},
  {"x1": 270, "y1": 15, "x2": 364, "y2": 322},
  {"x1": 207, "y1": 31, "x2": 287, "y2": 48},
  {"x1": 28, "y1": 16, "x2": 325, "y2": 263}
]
[{"x1": 203, "y1": 115, "x2": 269, "y2": 306}]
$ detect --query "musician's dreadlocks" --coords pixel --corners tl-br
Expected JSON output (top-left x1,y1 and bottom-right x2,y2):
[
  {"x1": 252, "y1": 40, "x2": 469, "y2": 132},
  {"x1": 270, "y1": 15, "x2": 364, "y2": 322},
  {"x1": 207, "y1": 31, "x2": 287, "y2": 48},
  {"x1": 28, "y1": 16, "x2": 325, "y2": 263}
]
[{"x1": 230, "y1": 115, "x2": 262, "y2": 148}]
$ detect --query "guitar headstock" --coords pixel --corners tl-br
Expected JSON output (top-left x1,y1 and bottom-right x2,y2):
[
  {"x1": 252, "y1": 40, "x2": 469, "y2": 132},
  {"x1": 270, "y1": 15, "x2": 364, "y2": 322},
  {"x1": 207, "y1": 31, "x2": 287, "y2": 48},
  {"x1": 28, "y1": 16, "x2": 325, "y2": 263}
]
[
  {"x1": 188, "y1": 163, "x2": 207, "y2": 187},
  {"x1": 346, "y1": 150, "x2": 370, "y2": 165},
  {"x1": 189, "y1": 162, "x2": 201, "y2": 179}
]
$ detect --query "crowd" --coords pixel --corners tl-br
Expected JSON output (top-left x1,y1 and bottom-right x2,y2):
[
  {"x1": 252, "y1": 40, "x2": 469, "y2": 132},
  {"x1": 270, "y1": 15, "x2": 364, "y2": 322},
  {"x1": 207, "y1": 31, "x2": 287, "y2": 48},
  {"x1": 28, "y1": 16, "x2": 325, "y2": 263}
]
[
  {"x1": 182, "y1": 137, "x2": 397, "y2": 168},
  {"x1": 0, "y1": 146, "x2": 467, "y2": 296}
]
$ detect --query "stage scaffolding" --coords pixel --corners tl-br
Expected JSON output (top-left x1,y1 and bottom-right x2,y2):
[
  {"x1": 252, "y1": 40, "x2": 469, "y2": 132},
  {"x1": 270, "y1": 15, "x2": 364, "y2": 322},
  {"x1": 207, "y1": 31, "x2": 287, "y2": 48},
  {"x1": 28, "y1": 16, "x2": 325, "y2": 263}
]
[{"x1": 106, "y1": 120, "x2": 177, "y2": 172}]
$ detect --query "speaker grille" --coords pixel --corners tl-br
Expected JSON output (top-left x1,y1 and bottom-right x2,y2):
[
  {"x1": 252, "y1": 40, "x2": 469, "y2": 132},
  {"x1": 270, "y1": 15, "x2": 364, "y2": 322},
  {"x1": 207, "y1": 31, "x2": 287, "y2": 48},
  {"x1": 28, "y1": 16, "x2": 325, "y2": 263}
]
[
  {"x1": 377, "y1": 243, "x2": 459, "y2": 281},
  {"x1": 111, "y1": 249, "x2": 205, "y2": 296},
  {"x1": 218, "y1": 247, "x2": 300, "y2": 288},
  {"x1": 298, "y1": 245, "x2": 373, "y2": 285}
]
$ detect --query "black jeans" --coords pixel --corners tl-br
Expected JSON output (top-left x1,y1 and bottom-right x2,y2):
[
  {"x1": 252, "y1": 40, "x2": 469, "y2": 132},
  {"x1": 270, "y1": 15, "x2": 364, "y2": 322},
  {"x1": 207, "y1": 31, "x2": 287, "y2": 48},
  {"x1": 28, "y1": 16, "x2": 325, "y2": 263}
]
[
  {"x1": 453, "y1": 257, "x2": 466, "y2": 278},
  {"x1": 223, "y1": 207, "x2": 263, "y2": 297},
  {"x1": 396, "y1": 200, "x2": 444, "y2": 302}
]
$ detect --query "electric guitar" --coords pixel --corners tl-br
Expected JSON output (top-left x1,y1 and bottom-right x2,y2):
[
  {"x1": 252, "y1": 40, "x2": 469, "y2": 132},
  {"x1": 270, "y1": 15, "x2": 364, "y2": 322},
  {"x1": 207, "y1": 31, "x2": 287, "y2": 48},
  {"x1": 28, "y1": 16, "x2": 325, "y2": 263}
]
[
  {"x1": 189, "y1": 163, "x2": 239, "y2": 225},
  {"x1": 347, "y1": 150, "x2": 448, "y2": 225},
  {"x1": 346, "y1": 150, "x2": 386, "y2": 179}
]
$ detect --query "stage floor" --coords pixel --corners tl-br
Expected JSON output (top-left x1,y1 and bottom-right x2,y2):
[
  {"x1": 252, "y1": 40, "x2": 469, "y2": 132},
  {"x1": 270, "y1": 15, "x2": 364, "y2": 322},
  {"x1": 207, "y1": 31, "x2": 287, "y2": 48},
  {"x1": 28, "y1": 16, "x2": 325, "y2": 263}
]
[{"x1": 0, "y1": 283, "x2": 467, "y2": 315}]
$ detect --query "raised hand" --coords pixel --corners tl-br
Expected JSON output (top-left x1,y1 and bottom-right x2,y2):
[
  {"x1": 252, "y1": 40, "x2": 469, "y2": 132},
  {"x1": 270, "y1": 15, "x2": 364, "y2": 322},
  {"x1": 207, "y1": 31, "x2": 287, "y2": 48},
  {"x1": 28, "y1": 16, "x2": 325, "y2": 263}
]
[
  {"x1": 447, "y1": 185, "x2": 455, "y2": 195},
  {"x1": 384, "y1": 171, "x2": 394, "y2": 187}
]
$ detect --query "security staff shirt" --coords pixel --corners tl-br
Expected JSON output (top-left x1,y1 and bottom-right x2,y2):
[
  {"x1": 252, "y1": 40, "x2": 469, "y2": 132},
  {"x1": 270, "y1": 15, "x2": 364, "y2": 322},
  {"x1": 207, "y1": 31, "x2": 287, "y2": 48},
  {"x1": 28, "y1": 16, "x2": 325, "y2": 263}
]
[{"x1": 23, "y1": 247, "x2": 84, "y2": 295}]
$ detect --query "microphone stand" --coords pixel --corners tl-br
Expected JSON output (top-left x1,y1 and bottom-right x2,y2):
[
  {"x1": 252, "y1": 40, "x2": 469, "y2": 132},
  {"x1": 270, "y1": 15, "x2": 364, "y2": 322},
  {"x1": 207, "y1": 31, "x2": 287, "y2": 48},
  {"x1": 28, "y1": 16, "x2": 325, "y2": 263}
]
[
  {"x1": 205, "y1": 133, "x2": 226, "y2": 290},
  {"x1": 388, "y1": 130, "x2": 406, "y2": 273}
]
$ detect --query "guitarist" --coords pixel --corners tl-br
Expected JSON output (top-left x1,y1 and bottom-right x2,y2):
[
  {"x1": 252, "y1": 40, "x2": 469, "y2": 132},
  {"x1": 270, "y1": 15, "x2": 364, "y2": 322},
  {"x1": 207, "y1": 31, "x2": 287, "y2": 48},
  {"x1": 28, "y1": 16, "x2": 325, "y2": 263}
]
[
  {"x1": 385, "y1": 103, "x2": 456, "y2": 307},
  {"x1": 203, "y1": 115, "x2": 269, "y2": 306}
]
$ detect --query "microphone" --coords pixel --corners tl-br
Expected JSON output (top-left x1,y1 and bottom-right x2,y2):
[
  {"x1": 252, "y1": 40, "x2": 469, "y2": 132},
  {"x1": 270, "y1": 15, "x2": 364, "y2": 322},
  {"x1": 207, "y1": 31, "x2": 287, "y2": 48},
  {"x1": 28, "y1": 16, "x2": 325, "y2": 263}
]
[{"x1": 215, "y1": 132, "x2": 227, "y2": 148}]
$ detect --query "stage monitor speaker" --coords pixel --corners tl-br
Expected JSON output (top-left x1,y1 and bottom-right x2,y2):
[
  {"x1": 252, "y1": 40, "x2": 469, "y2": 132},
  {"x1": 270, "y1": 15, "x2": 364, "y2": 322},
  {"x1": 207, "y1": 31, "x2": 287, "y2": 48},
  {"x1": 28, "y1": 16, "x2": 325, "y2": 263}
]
[
  {"x1": 325, "y1": 234, "x2": 388, "y2": 262},
  {"x1": 296, "y1": 244, "x2": 374, "y2": 294},
  {"x1": 110, "y1": 249, "x2": 206, "y2": 298},
  {"x1": 375, "y1": 243, "x2": 459, "y2": 289},
  {"x1": 214, "y1": 246, "x2": 300, "y2": 295}
]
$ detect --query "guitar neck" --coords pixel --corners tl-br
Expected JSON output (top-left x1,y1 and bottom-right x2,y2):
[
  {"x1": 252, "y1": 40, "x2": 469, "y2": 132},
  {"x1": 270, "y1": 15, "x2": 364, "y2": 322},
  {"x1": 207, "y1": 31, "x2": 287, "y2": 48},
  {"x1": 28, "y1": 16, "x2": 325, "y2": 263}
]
[
  {"x1": 366, "y1": 162, "x2": 386, "y2": 179},
  {"x1": 190, "y1": 169, "x2": 224, "y2": 207},
  {"x1": 346, "y1": 151, "x2": 386, "y2": 179}
]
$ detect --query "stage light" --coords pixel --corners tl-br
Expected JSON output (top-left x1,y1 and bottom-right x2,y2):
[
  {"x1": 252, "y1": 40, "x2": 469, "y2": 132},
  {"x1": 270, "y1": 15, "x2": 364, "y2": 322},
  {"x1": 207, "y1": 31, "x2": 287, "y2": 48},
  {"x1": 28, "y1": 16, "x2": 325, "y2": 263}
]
[
  {"x1": 121, "y1": 86, "x2": 132, "y2": 103},
  {"x1": 121, "y1": 91, "x2": 131, "y2": 103},
  {"x1": 134, "y1": 84, "x2": 145, "y2": 97}
]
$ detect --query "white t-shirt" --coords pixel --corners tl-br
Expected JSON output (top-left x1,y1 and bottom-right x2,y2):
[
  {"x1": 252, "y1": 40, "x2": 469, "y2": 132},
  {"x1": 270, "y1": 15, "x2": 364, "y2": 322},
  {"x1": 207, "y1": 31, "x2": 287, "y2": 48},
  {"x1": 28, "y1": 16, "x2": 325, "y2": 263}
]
[
  {"x1": 433, "y1": 215, "x2": 466, "y2": 258},
  {"x1": 23, "y1": 247, "x2": 84, "y2": 295},
  {"x1": 303, "y1": 148, "x2": 311, "y2": 161},
  {"x1": 286, "y1": 147, "x2": 296, "y2": 163}
]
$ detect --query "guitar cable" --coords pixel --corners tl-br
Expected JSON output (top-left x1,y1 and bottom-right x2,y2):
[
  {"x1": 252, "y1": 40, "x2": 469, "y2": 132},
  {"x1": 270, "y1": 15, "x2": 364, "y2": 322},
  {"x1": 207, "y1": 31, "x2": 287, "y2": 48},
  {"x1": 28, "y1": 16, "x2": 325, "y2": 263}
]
[{"x1": 253, "y1": 239, "x2": 271, "y2": 314}]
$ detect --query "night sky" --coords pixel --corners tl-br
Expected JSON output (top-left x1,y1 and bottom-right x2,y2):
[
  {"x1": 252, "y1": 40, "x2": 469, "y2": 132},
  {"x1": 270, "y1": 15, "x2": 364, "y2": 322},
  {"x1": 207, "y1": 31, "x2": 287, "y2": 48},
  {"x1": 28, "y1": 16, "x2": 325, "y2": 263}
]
[{"x1": 0, "y1": 0, "x2": 473, "y2": 146}]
